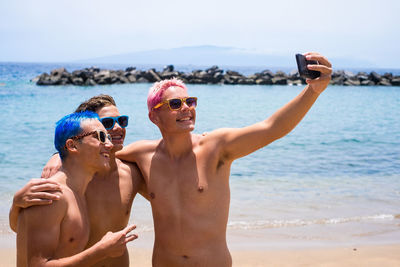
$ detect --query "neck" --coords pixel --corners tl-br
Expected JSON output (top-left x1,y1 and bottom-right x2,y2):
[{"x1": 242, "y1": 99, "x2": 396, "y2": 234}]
[
  {"x1": 60, "y1": 158, "x2": 98, "y2": 197},
  {"x1": 160, "y1": 131, "x2": 194, "y2": 159}
]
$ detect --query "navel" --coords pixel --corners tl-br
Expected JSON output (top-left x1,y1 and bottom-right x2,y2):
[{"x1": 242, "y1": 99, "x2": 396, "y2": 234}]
[
  {"x1": 182, "y1": 255, "x2": 189, "y2": 259},
  {"x1": 198, "y1": 186, "x2": 204, "y2": 193},
  {"x1": 150, "y1": 192, "x2": 156, "y2": 199},
  {"x1": 69, "y1": 237, "x2": 74, "y2": 242}
]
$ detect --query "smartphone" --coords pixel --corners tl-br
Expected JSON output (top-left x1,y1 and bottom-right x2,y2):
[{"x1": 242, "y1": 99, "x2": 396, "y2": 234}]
[{"x1": 295, "y1": 54, "x2": 320, "y2": 79}]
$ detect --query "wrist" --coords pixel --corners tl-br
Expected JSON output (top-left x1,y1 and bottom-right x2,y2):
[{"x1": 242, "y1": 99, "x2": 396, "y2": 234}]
[{"x1": 305, "y1": 84, "x2": 322, "y2": 96}]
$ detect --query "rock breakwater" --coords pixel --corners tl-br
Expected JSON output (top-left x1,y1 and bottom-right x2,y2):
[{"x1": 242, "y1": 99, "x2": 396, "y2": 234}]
[{"x1": 32, "y1": 65, "x2": 400, "y2": 86}]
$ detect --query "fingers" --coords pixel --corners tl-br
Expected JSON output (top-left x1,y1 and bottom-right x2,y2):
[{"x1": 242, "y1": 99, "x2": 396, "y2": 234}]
[
  {"x1": 30, "y1": 192, "x2": 61, "y2": 201},
  {"x1": 304, "y1": 52, "x2": 332, "y2": 68},
  {"x1": 122, "y1": 224, "x2": 137, "y2": 235},
  {"x1": 29, "y1": 178, "x2": 59, "y2": 186},
  {"x1": 124, "y1": 233, "x2": 138, "y2": 243},
  {"x1": 307, "y1": 64, "x2": 332, "y2": 75},
  {"x1": 41, "y1": 168, "x2": 50, "y2": 178},
  {"x1": 32, "y1": 183, "x2": 62, "y2": 193},
  {"x1": 26, "y1": 199, "x2": 54, "y2": 206}
]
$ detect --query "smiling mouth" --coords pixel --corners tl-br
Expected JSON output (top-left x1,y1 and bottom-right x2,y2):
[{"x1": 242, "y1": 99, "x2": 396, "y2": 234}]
[
  {"x1": 101, "y1": 153, "x2": 110, "y2": 159},
  {"x1": 177, "y1": 117, "x2": 192, "y2": 122},
  {"x1": 111, "y1": 135, "x2": 124, "y2": 141}
]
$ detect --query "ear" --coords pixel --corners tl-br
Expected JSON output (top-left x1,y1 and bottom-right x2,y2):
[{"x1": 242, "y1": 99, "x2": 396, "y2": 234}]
[
  {"x1": 65, "y1": 139, "x2": 78, "y2": 153},
  {"x1": 148, "y1": 110, "x2": 159, "y2": 125}
]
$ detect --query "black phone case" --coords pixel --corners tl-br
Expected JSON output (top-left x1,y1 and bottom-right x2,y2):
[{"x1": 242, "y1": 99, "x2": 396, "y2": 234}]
[{"x1": 295, "y1": 54, "x2": 320, "y2": 79}]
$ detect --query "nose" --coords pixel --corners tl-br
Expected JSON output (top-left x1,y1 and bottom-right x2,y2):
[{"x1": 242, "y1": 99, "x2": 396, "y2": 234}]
[
  {"x1": 181, "y1": 100, "x2": 191, "y2": 111},
  {"x1": 112, "y1": 120, "x2": 122, "y2": 131},
  {"x1": 104, "y1": 137, "x2": 114, "y2": 150}
]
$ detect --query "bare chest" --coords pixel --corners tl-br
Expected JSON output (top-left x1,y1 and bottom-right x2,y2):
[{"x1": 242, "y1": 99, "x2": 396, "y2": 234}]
[
  {"x1": 57, "y1": 196, "x2": 90, "y2": 254},
  {"x1": 85, "y1": 172, "x2": 135, "y2": 234},
  {"x1": 143, "y1": 149, "x2": 230, "y2": 212}
]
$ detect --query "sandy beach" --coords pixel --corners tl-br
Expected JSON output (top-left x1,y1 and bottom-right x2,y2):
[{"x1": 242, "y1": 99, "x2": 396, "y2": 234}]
[
  {"x1": 2, "y1": 231, "x2": 399, "y2": 267},
  {"x1": 1, "y1": 244, "x2": 399, "y2": 266}
]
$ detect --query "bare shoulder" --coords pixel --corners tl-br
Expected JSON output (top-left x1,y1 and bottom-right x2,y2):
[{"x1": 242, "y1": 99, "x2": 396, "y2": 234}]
[
  {"x1": 125, "y1": 139, "x2": 161, "y2": 152},
  {"x1": 197, "y1": 128, "x2": 234, "y2": 145},
  {"x1": 117, "y1": 158, "x2": 141, "y2": 176},
  {"x1": 21, "y1": 185, "x2": 68, "y2": 223},
  {"x1": 118, "y1": 139, "x2": 161, "y2": 161}
]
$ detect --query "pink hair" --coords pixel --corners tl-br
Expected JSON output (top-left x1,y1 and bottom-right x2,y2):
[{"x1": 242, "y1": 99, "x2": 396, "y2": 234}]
[{"x1": 147, "y1": 78, "x2": 188, "y2": 111}]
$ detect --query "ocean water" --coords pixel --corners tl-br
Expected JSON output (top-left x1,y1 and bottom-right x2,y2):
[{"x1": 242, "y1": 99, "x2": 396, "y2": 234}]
[{"x1": 0, "y1": 63, "x2": 399, "y2": 248}]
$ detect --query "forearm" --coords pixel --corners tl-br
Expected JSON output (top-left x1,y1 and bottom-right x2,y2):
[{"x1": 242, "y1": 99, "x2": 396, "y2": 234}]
[
  {"x1": 264, "y1": 85, "x2": 319, "y2": 139},
  {"x1": 116, "y1": 144, "x2": 137, "y2": 163},
  {"x1": 39, "y1": 242, "x2": 107, "y2": 267}
]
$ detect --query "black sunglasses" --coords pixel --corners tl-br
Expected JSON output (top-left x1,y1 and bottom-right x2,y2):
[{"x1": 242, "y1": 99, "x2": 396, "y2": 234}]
[{"x1": 100, "y1": 115, "x2": 129, "y2": 130}]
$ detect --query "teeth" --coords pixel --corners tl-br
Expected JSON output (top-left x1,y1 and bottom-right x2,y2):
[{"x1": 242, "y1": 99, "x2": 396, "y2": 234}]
[{"x1": 178, "y1": 117, "x2": 191, "y2": 121}]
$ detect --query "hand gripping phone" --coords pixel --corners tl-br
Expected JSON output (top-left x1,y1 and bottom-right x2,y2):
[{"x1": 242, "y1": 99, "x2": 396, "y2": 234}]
[{"x1": 295, "y1": 54, "x2": 320, "y2": 79}]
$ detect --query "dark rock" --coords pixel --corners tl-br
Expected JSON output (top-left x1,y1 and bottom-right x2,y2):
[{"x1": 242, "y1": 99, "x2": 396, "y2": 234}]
[
  {"x1": 344, "y1": 78, "x2": 360, "y2": 86},
  {"x1": 71, "y1": 77, "x2": 84, "y2": 85},
  {"x1": 255, "y1": 78, "x2": 273, "y2": 85},
  {"x1": 275, "y1": 71, "x2": 287, "y2": 77},
  {"x1": 84, "y1": 78, "x2": 96, "y2": 86},
  {"x1": 126, "y1": 75, "x2": 137, "y2": 83},
  {"x1": 33, "y1": 66, "x2": 398, "y2": 87},
  {"x1": 272, "y1": 76, "x2": 287, "y2": 85},
  {"x1": 125, "y1": 67, "x2": 136, "y2": 72},
  {"x1": 361, "y1": 80, "x2": 375, "y2": 86},
  {"x1": 137, "y1": 77, "x2": 149, "y2": 83},
  {"x1": 378, "y1": 78, "x2": 391, "y2": 86},
  {"x1": 369, "y1": 72, "x2": 381, "y2": 83},
  {"x1": 383, "y1": 73, "x2": 393, "y2": 80},
  {"x1": 391, "y1": 77, "x2": 400, "y2": 86},
  {"x1": 163, "y1": 65, "x2": 174, "y2": 72}
]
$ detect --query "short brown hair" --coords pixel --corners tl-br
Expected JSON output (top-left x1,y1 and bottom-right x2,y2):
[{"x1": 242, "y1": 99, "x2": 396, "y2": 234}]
[{"x1": 75, "y1": 94, "x2": 116, "y2": 113}]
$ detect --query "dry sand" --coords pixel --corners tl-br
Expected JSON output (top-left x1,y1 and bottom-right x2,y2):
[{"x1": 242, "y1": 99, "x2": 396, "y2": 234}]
[{"x1": 1, "y1": 245, "x2": 399, "y2": 266}]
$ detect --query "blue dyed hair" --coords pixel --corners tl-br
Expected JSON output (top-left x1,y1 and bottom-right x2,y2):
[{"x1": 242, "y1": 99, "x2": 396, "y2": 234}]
[{"x1": 54, "y1": 111, "x2": 100, "y2": 160}]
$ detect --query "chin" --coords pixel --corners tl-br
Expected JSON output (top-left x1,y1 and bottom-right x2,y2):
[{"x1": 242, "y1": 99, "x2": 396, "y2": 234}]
[
  {"x1": 101, "y1": 163, "x2": 111, "y2": 171},
  {"x1": 112, "y1": 144, "x2": 124, "y2": 152}
]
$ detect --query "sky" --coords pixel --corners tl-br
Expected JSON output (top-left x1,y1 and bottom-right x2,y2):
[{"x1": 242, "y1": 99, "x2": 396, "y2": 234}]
[{"x1": 1, "y1": 0, "x2": 399, "y2": 68}]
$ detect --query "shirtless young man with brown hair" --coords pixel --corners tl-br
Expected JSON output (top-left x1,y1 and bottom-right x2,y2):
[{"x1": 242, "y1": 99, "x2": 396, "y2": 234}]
[
  {"x1": 10, "y1": 95, "x2": 147, "y2": 267},
  {"x1": 16, "y1": 111, "x2": 138, "y2": 266},
  {"x1": 116, "y1": 52, "x2": 332, "y2": 266}
]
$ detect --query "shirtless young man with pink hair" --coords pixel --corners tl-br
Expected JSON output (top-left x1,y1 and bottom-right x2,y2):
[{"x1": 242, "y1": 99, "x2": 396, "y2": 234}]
[
  {"x1": 116, "y1": 52, "x2": 332, "y2": 266},
  {"x1": 12, "y1": 52, "x2": 332, "y2": 266}
]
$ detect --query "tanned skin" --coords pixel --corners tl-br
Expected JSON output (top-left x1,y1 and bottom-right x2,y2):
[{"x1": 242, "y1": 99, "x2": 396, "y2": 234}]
[
  {"x1": 10, "y1": 105, "x2": 147, "y2": 267},
  {"x1": 11, "y1": 52, "x2": 331, "y2": 266},
  {"x1": 117, "y1": 53, "x2": 332, "y2": 266},
  {"x1": 17, "y1": 119, "x2": 138, "y2": 266}
]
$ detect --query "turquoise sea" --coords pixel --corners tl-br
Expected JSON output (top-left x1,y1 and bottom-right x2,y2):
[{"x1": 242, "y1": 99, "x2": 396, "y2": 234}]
[{"x1": 0, "y1": 63, "x2": 399, "y2": 248}]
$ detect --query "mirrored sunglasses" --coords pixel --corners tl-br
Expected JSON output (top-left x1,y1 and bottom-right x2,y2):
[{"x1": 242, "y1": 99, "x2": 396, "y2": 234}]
[
  {"x1": 100, "y1": 115, "x2": 129, "y2": 130},
  {"x1": 153, "y1": 97, "x2": 197, "y2": 111}
]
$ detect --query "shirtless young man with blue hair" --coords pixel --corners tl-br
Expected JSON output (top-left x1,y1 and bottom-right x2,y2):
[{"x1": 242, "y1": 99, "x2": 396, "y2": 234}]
[
  {"x1": 16, "y1": 111, "x2": 138, "y2": 266},
  {"x1": 10, "y1": 96, "x2": 147, "y2": 267}
]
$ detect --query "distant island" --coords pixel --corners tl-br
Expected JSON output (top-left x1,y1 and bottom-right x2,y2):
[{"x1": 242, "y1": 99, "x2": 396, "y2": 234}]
[{"x1": 32, "y1": 65, "x2": 400, "y2": 86}]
